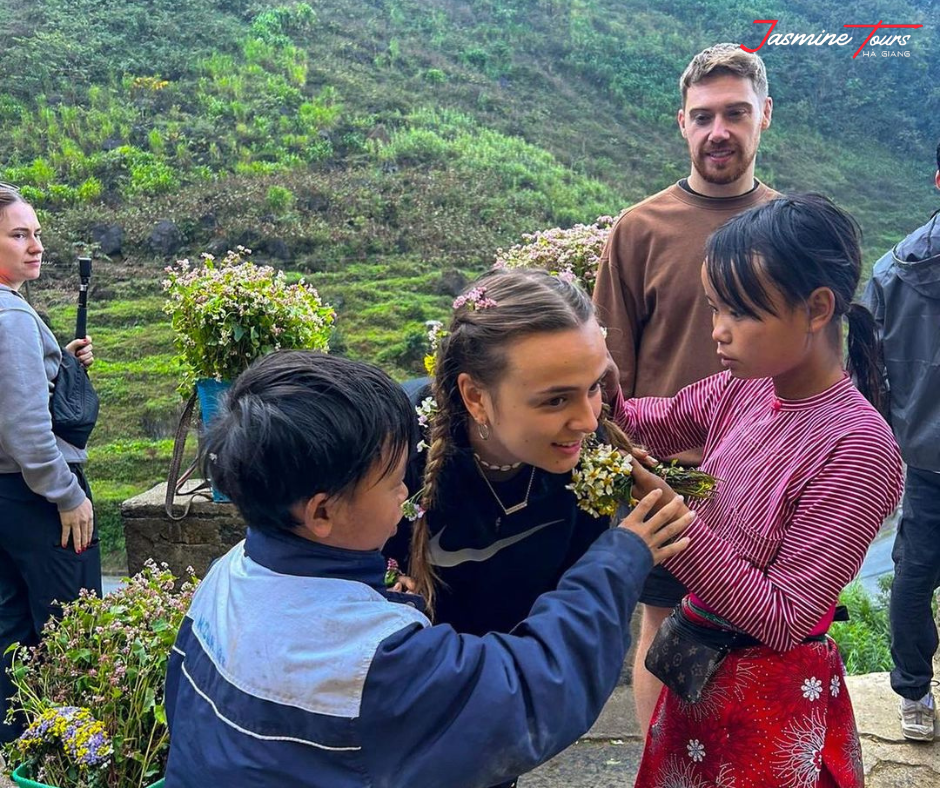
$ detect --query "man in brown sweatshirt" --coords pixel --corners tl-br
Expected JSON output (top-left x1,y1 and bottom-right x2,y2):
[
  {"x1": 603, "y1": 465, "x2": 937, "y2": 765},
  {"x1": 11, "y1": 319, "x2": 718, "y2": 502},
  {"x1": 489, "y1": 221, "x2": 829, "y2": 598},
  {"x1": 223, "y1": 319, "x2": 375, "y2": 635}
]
[{"x1": 593, "y1": 43, "x2": 778, "y2": 735}]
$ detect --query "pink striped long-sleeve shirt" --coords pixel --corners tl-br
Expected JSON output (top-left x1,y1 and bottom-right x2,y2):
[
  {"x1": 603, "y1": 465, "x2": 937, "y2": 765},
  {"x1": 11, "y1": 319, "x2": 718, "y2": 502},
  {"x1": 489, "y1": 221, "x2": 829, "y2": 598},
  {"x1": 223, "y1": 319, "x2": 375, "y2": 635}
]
[{"x1": 615, "y1": 371, "x2": 903, "y2": 652}]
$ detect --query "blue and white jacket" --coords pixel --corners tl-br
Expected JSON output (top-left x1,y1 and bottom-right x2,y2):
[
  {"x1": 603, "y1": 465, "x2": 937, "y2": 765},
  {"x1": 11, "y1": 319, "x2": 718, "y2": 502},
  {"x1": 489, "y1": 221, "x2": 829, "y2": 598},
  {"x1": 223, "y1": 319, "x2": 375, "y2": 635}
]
[{"x1": 165, "y1": 525, "x2": 652, "y2": 787}]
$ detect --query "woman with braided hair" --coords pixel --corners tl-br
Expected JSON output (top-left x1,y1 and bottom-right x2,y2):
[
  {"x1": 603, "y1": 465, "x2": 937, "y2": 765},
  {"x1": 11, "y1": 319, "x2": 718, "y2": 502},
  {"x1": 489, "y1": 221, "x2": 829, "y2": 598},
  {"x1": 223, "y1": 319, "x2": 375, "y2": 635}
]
[
  {"x1": 384, "y1": 267, "x2": 653, "y2": 788},
  {"x1": 385, "y1": 266, "x2": 640, "y2": 639}
]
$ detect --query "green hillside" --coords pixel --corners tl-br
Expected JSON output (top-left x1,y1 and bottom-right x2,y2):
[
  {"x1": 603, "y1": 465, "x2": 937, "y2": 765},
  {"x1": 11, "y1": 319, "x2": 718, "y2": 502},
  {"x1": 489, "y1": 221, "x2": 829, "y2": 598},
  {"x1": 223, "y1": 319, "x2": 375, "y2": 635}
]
[{"x1": 3, "y1": 0, "x2": 936, "y2": 568}]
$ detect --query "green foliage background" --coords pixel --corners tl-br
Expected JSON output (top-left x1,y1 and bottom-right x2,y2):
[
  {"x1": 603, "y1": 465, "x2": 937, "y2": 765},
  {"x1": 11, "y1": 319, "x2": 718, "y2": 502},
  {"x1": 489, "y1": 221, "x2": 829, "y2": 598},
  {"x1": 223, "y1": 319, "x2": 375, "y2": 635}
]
[
  {"x1": 832, "y1": 578, "x2": 894, "y2": 675},
  {"x1": 2, "y1": 0, "x2": 936, "y2": 569}
]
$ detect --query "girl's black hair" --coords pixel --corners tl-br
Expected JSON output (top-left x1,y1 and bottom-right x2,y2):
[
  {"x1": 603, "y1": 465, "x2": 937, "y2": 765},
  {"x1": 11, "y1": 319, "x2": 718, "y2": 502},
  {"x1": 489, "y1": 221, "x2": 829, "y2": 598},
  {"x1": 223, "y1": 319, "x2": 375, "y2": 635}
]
[
  {"x1": 705, "y1": 193, "x2": 885, "y2": 412},
  {"x1": 202, "y1": 350, "x2": 416, "y2": 534}
]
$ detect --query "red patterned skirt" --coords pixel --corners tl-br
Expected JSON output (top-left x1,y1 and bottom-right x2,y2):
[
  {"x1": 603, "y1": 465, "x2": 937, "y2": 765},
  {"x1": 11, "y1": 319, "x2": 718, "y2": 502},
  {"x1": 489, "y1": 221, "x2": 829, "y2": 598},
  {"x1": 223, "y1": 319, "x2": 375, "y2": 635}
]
[{"x1": 634, "y1": 637, "x2": 863, "y2": 788}]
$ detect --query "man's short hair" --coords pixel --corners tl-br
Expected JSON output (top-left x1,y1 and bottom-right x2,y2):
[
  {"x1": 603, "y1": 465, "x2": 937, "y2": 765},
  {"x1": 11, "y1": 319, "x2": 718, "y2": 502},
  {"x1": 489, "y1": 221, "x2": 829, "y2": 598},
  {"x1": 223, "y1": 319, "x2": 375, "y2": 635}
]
[
  {"x1": 679, "y1": 43, "x2": 769, "y2": 105},
  {"x1": 202, "y1": 350, "x2": 416, "y2": 534}
]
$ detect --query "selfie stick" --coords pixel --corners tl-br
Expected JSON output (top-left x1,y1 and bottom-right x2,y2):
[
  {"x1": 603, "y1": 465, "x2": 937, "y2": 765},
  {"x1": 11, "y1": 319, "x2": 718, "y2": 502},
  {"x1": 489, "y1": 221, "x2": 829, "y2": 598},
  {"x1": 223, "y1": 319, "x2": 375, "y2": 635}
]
[{"x1": 75, "y1": 257, "x2": 92, "y2": 340}]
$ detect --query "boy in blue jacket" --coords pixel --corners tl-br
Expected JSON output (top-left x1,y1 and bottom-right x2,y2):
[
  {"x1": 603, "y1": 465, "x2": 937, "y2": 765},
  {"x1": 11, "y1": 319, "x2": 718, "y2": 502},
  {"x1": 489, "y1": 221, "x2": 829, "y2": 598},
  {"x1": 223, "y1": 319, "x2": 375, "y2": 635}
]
[{"x1": 164, "y1": 350, "x2": 691, "y2": 787}]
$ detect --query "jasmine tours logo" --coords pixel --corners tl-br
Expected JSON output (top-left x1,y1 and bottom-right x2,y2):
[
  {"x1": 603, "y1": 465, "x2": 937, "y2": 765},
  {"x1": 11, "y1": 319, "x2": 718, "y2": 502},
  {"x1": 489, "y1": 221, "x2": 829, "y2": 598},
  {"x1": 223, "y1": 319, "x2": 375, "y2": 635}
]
[{"x1": 742, "y1": 19, "x2": 923, "y2": 58}]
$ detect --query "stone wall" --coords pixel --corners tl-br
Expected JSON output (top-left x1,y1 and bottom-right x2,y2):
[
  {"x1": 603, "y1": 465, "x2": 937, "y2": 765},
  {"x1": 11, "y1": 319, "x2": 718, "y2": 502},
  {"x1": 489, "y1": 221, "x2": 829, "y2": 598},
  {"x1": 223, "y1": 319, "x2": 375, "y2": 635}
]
[{"x1": 121, "y1": 481, "x2": 246, "y2": 579}]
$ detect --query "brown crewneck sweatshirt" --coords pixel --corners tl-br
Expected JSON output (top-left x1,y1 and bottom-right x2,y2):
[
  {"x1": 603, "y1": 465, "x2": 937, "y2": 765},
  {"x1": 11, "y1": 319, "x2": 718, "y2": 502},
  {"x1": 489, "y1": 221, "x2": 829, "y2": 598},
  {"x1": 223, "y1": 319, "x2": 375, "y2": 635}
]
[{"x1": 594, "y1": 181, "x2": 778, "y2": 400}]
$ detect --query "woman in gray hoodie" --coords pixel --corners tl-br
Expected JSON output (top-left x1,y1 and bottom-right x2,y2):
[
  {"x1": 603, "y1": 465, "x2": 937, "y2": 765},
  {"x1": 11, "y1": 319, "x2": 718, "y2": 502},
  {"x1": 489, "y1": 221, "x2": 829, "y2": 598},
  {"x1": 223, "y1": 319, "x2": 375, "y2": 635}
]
[{"x1": 0, "y1": 184, "x2": 100, "y2": 743}]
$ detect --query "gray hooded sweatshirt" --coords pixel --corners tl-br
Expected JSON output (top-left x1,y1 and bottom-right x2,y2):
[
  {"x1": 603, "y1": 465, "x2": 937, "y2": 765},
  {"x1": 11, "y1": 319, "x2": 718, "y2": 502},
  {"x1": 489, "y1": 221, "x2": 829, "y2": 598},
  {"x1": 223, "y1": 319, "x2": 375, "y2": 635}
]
[
  {"x1": 0, "y1": 284, "x2": 87, "y2": 510},
  {"x1": 863, "y1": 211, "x2": 940, "y2": 472}
]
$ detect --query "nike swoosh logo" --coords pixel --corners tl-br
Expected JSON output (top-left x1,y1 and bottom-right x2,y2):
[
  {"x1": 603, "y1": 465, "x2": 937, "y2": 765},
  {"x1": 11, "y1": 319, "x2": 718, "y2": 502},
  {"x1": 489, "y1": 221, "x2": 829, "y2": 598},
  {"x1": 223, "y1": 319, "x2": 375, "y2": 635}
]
[{"x1": 428, "y1": 520, "x2": 563, "y2": 568}]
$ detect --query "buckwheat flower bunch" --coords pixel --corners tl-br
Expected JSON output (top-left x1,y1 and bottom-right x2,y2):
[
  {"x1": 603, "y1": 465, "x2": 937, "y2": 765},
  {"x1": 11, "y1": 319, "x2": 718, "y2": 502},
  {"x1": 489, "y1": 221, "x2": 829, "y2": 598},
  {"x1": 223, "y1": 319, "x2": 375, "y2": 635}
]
[
  {"x1": 3, "y1": 561, "x2": 198, "y2": 787},
  {"x1": 452, "y1": 287, "x2": 497, "y2": 311},
  {"x1": 384, "y1": 559, "x2": 402, "y2": 588},
  {"x1": 163, "y1": 246, "x2": 335, "y2": 392},
  {"x1": 415, "y1": 396, "x2": 439, "y2": 453},
  {"x1": 494, "y1": 216, "x2": 616, "y2": 296},
  {"x1": 568, "y1": 437, "x2": 718, "y2": 517},
  {"x1": 401, "y1": 491, "x2": 426, "y2": 522}
]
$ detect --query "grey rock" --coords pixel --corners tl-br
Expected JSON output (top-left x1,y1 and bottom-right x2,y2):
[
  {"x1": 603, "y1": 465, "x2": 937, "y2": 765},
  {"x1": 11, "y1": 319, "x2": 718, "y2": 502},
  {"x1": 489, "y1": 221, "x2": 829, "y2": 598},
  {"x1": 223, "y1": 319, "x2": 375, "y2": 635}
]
[
  {"x1": 147, "y1": 219, "x2": 183, "y2": 257},
  {"x1": 434, "y1": 268, "x2": 468, "y2": 297},
  {"x1": 90, "y1": 223, "x2": 124, "y2": 256}
]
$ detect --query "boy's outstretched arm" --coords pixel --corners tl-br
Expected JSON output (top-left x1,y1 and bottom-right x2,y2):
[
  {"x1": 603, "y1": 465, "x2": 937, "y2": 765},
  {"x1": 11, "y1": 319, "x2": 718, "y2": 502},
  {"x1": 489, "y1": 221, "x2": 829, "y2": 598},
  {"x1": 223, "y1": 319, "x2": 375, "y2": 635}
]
[{"x1": 358, "y1": 518, "x2": 673, "y2": 788}]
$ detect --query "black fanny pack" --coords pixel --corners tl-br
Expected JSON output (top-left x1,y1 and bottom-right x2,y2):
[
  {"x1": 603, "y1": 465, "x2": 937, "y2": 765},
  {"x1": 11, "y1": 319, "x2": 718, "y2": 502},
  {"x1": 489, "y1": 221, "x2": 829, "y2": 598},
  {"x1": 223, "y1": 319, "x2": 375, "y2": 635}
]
[
  {"x1": 50, "y1": 351, "x2": 99, "y2": 449},
  {"x1": 646, "y1": 602, "x2": 838, "y2": 704},
  {"x1": 645, "y1": 606, "x2": 759, "y2": 704}
]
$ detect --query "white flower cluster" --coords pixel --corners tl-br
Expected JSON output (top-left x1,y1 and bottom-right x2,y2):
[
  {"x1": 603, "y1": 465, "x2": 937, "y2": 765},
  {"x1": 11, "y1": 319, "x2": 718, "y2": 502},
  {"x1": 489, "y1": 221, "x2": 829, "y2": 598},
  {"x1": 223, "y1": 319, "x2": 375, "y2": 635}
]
[
  {"x1": 163, "y1": 247, "x2": 334, "y2": 389},
  {"x1": 415, "y1": 396, "x2": 438, "y2": 453},
  {"x1": 493, "y1": 216, "x2": 615, "y2": 296},
  {"x1": 566, "y1": 441, "x2": 635, "y2": 518}
]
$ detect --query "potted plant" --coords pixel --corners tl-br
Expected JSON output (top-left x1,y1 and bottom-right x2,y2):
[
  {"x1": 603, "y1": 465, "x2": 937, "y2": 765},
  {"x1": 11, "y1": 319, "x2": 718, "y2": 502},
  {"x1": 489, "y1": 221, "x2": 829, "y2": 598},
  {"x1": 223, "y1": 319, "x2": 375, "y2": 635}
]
[
  {"x1": 163, "y1": 245, "x2": 335, "y2": 403},
  {"x1": 2, "y1": 562, "x2": 197, "y2": 788},
  {"x1": 163, "y1": 246, "x2": 335, "y2": 499}
]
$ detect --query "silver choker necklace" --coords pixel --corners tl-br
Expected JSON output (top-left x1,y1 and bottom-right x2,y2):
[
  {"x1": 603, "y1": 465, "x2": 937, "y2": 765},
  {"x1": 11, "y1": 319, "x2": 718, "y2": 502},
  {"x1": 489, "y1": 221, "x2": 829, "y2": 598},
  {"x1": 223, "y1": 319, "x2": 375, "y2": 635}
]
[{"x1": 473, "y1": 452, "x2": 523, "y2": 472}]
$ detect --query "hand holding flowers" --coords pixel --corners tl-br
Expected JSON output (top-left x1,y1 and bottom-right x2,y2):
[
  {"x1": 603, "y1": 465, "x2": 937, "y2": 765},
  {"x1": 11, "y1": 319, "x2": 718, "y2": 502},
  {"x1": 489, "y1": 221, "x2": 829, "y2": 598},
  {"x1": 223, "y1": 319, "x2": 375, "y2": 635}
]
[
  {"x1": 617, "y1": 489, "x2": 694, "y2": 566},
  {"x1": 566, "y1": 436, "x2": 718, "y2": 518}
]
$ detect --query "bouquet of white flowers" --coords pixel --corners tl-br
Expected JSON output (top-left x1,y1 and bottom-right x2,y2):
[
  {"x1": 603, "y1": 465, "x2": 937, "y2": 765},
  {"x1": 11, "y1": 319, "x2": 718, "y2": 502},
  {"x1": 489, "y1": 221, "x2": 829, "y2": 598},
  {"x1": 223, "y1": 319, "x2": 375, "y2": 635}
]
[{"x1": 567, "y1": 437, "x2": 718, "y2": 517}]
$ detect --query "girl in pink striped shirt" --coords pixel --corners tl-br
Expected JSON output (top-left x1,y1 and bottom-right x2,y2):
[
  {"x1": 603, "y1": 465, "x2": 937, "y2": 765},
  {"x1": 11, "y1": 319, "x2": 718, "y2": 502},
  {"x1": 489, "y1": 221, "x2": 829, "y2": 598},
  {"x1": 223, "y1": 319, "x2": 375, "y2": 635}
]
[{"x1": 620, "y1": 194, "x2": 904, "y2": 788}]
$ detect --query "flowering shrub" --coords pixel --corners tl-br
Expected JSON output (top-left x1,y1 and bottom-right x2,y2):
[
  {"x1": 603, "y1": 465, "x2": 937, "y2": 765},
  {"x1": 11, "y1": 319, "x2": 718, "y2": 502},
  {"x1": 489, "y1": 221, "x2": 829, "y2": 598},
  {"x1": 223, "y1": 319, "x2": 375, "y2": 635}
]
[
  {"x1": 494, "y1": 216, "x2": 615, "y2": 295},
  {"x1": 163, "y1": 247, "x2": 335, "y2": 389},
  {"x1": 3, "y1": 561, "x2": 198, "y2": 787}
]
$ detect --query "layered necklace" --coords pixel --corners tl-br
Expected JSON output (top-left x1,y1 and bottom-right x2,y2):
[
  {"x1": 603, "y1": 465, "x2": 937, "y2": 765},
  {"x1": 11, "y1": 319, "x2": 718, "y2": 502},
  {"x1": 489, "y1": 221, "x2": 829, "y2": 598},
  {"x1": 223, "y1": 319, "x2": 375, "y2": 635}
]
[{"x1": 474, "y1": 458, "x2": 536, "y2": 529}]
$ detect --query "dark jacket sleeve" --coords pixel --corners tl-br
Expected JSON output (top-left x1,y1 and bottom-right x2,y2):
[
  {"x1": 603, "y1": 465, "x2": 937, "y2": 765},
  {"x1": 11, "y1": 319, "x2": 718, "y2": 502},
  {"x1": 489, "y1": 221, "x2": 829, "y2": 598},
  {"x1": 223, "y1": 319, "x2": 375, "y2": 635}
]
[{"x1": 357, "y1": 527, "x2": 652, "y2": 788}]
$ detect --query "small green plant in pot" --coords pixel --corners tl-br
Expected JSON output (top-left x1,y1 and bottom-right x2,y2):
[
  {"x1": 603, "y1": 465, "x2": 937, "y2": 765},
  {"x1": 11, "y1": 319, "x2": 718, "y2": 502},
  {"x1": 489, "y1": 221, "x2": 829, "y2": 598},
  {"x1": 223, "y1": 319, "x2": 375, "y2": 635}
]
[{"x1": 2, "y1": 562, "x2": 197, "y2": 787}]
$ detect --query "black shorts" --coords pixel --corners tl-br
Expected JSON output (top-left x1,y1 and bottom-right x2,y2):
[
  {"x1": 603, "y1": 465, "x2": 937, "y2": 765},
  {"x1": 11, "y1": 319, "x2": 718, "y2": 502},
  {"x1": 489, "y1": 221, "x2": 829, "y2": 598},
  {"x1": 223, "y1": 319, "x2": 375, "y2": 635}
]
[{"x1": 639, "y1": 564, "x2": 687, "y2": 608}]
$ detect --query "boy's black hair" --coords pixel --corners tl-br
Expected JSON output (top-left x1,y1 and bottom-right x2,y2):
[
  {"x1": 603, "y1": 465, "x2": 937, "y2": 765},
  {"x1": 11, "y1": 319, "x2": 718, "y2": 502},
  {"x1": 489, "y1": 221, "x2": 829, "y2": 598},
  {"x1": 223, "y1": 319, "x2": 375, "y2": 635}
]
[{"x1": 202, "y1": 350, "x2": 415, "y2": 534}]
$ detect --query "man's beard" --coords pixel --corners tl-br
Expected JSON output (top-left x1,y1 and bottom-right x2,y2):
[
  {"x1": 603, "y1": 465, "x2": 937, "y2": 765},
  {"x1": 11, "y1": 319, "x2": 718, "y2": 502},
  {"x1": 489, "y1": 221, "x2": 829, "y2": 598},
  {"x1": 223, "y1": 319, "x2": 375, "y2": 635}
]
[{"x1": 694, "y1": 145, "x2": 756, "y2": 186}]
